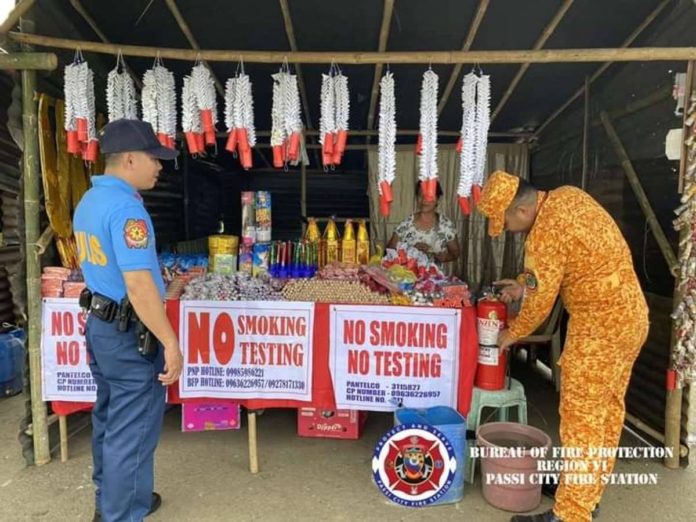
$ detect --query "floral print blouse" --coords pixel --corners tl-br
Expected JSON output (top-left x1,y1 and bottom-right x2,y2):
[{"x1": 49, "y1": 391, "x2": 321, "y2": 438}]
[{"x1": 393, "y1": 214, "x2": 457, "y2": 254}]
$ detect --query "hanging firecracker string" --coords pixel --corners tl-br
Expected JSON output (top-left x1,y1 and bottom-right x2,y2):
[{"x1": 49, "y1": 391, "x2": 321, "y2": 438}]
[
  {"x1": 418, "y1": 69, "x2": 439, "y2": 202},
  {"x1": 271, "y1": 61, "x2": 303, "y2": 168},
  {"x1": 182, "y1": 75, "x2": 203, "y2": 154},
  {"x1": 457, "y1": 71, "x2": 491, "y2": 215},
  {"x1": 319, "y1": 63, "x2": 350, "y2": 168},
  {"x1": 63, "y1": 49, "x2": 99, "y2": 163},
  {"x1": 377, "y1": 71, "x2": 396, "y2": 217},
  {"x1": 142, "y1": 56, "x2": 177, "y2": 150},
  {"x1": 671, "y1": 89, "x2": 696, "y2": 386},
  {"x1": 192, "y1": 61, "x2": 218, "y2": 147},
  {"x1": 319, "y1": 71, "x2": 336, "y2": 166},
  {"x1": 224, "y1": 60, "x2": 256, "y2": 170},
  {"x1": 106, "y1": 50, "x2": 138, "y2": 123}
]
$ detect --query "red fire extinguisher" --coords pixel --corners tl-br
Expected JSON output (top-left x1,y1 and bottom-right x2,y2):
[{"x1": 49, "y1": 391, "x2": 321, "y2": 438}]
[{"x1": 475, "y1": 295, "x2": 508, "y2": 391}]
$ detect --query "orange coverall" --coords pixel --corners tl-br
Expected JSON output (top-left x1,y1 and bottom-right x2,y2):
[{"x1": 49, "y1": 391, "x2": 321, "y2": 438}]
[{"x1": 507, "y1": 186, "x2": 649, "y2": 522}]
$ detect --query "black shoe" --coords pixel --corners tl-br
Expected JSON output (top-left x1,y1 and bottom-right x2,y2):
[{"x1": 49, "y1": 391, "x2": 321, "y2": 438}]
[
  {"x1": 510, "y1": 510, "x2": 562, "y2": 522},
  {"x1": 540, "y1": 483, "x2": 600, "y2": 519},
  {"x1": 93, "y1": 492, "x2": 162, "y2": 521}
]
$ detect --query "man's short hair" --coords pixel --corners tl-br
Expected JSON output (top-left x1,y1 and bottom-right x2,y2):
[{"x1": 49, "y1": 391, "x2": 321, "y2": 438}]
[
  {"x1": 512, "y1": 178, "x2": 537, "y2": 205},
  {"x1": 104, "y1": 152, "x2": 125, "y2": 167}
]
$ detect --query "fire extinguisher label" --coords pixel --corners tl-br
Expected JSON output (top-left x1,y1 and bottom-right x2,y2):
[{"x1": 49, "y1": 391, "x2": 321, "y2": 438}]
[
  {"x1": 478, "y1": 345, "x2": 499, "y2": 366},
  {"x1": 477, "y1": 317, "x2": 501, "y2": 366}
]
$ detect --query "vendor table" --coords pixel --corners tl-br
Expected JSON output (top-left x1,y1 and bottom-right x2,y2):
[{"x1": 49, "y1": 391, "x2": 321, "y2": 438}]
[{"x1": 48, "y1": 300, "x2": 479, "y2": 469}]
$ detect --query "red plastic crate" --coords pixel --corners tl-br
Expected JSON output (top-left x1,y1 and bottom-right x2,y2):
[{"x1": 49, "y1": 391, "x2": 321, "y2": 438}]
[{"x1": 297, "y1": 408, "x2": 367, "y2": 440}]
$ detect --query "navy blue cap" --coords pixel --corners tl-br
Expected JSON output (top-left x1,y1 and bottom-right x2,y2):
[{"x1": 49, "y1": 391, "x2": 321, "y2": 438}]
[{"x1": 99, "y1": 119, "x2": 179, "y2": 160}]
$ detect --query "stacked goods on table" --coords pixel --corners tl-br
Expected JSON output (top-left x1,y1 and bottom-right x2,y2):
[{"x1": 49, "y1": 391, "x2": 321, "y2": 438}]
[
  {"x1": 41, "y1": 267, "x2": 85, "y2": 298},
  {"x1": 159, "y1": 253, "x2": 208, "y2": 284},
  {"x1": 208, "y1": 235, "x2": 238, "y2": 275},
  {"x1": 281, "y1": 278, "x2": 390, "y2": 305},
  {"x1": 181, "y1": 273, "x2": 283, "y2": 301}
]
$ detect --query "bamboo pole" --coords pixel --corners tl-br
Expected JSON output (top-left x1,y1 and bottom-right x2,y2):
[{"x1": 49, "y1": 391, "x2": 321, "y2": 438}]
[
  {"x1": 9, "y1": 32, "x2": 696, "y2": 64},
  {"x1": 21, "y1": 18, "x2": 50, "y2": 466},
  {"x1": 437, "y1": 0, "x2": 490, "y2": 115},
  {"x1": 581, "y1": 75, "x2": 589, "y2": 190},
  {"x1": 164, "y1": 0, "x2": 223, "y2": 96},
  {"x1": 247, "y1": 411, "x2": 259, "y2": 474},
  {"x1": 600, "y1": 111, "x2": 678, "y2": 272},
  {"x1": 491, "y1": 0, "x2": 575, "y2": 122},
  {"x1": 624, "y1": 413, "x2": 688, "y2": 458},
  {"x1": 535, "y1": 0, "x2": 672, "y2": 136},
  {"x1": 365, "y1": 0, "x2": 394, "y2": 131},
  {"x1": 59, "y1": 415, "x2": 69, "y2": 462},
  {"x1": 68, "y1": 0, "x2": 142, "y2": 90},
  {"x1": 0, "y1": 52, "x2": 57, "y2": 70},
  {"x1": 0, "y1": 0, "x2": 36, "y2": 35}
]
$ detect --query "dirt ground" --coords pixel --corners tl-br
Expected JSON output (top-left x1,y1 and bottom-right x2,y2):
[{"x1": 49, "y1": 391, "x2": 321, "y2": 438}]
[{"x1": 1, "y1": 365, "x2": 695, "y2": 522}]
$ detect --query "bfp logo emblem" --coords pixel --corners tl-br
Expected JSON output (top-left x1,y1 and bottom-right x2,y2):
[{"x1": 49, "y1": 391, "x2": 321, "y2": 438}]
[{"x1": 372, "y1": 423, "x2": 456, "y2": 507}]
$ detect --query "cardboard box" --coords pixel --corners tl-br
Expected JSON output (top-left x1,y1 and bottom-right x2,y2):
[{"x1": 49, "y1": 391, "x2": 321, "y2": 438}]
[
  {"x1": 182, "y1": 402, "x2": 241, "y2": 432},
  {"x1": 297, "y1": 408, "x2": 367, "y2": 440}
]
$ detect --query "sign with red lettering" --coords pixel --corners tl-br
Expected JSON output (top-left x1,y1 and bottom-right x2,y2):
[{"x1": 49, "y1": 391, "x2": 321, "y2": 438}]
[
  {"x1": 329, "y1": 305, "x2": 460, "y2": 412},
  {"x1": 40, "y1": 298, "x2": 96, "y2": 402},
  {"x1": 179, "y1": 300, "x2": 314, "y2": 400}
]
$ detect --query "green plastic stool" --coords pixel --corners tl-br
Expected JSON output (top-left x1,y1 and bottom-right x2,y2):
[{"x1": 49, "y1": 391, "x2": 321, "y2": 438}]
[{"x1": 465, "y1": 378, "x2": 528, "y2": 484}]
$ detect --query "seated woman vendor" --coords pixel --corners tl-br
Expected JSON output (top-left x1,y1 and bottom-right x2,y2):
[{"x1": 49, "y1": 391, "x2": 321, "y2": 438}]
[{"x1": 387, "y1": 182, "x2": 460, "y2": 265}]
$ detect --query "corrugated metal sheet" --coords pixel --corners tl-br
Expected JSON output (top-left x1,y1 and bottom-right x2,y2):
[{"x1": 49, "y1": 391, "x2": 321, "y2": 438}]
[
  {"x1": 142, "y1": 165, "x2": 186, "y2": 247},
  {"x1": 0, "y1": 72, "x2": 23, "y2": 326}
]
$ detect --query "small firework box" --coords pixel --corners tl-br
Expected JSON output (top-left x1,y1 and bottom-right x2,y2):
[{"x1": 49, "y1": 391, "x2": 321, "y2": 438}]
[
  {"x1": 297, "y1": 408, "x2": 368, "y2": 440},
  {"x1": 181, "y1": 401, "x2": 241, "y2": 432}
]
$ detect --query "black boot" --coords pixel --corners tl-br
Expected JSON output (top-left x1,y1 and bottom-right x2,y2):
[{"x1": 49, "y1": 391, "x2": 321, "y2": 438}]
[
  {"x1": 541, "y1": 483, "x2": 600, "y2": 519},
  {"x1": 93, "y1": 492, "x2": 162, "y2": 521},
  {"x1": 510, "y1": 510, "x2": 562, "y2": 522}
]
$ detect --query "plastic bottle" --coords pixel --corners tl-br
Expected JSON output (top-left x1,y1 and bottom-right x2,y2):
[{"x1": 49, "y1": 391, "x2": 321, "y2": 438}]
[
  {"x1": 341, "y1": 219, "x2": 356, "y2": 264},
  {"x1": 356, "y1": 219, "x2": 370, "y2": 265}
]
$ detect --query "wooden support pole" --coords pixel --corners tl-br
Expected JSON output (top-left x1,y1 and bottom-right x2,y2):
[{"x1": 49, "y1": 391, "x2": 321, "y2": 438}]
[
  {"x1": 437, "y1": 0, "x2": 489, "y2": 115},
  {"x1": 68, "y1": 0, "x2": 142, "y2": 90},
  {"x1": 492, "y1": 0, "x2": 575, "y2": 122},
  {"x1": 600, "y1": 111, "x2": 678, "y2": 272},
  {"x1": 21, "y1": 17, "x2": 50, "y2": 466},
  {"x1": 247, "y1": 411, "x2": 259, "y2": 474},
  {"x1": 624, "y1": 413, "x2": 688, "y2": 458},
  {"x1": 365, "y1": 0, "x2": 394, "y2": 131},
  {"x1": 164, "y1": 0, "x2": 223, "y2": 96},
  {"x1": 0, "y1": 0, "x2": 36, "y2": 35},
  {"x1": 10, "y1": 32, "x2": 696, "y2": 64},
  {"x1": 0, "y1": 52, "x2": 57, "y2": 70},
  {"x1": 535, "y1": 0, "x2": 672, "y2": 136},
  {"x1": 59, "y1": 415, "x2": 69, "y2": 463},
  {"x1": 581, "y1": 75, "x2": 589, "y2": 190},
  {"x1": 35, "y1": 225, "x2": 54, "y2": 256}
]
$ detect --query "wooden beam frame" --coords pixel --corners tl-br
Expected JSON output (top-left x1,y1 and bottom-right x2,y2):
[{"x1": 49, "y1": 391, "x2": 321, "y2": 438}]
[
  {"x1": 0, "y1": 52, "x2": 56, "y2": 70},
  {"x1": 437, "y1": 0, "x2": 490, "y2": 115},
  {"x1": 10, "y1": 32, "x2": 696, "y2": 64},
  {"x1": 491, "y1": 0, "x2": 575, "y2": 122},
  {"x1": 0, "y1": 0, "x2": 36, "y2": 35},
  {"x1": 164, "y1": 0, "x2": 223, "y2": 96},
  {"x1": 600, "y1": 111, "x2": 678, "y2": 272},
  {"x1": 535, "y1": 0, "x2": 672, "y2": 136},
  {"x1": 366, "y1": 0, "x2": 395, "y2": 131},
  {"x1": 68, "y1": 0, "x2": 142, "y2": 89}
]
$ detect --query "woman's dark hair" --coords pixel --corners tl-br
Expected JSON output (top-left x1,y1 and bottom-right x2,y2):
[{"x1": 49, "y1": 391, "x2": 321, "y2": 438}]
[{"x1": 415, "y1": 181, "x2": 443, "y2": 199}]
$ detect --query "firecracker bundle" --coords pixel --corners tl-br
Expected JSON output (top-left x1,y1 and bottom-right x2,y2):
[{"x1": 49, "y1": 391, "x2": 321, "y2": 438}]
[
  {"x1": 417, "y1": 70, "x2": 439, "y2": 202},
  {"x1": 64, "y1": 52, "x2": 99, "y2": 162},
  {"x1": 671, "y1": 90, "x2": 696, "y2": 386},
  {"x1": 457, "y1": 72, "x2": 490, "y2": 215},
  {"x1": 377, "y1": 72, "x2": 396, "y2": 217},
  {"x1": 270, "y1": 66, "x2": 303, "y2": 167},
  {"x1": 319, "y1": 66, "x2": 350, "y2": 167},
  {"x1": 224, "y1": 69, "x2": 256, "y2": 169},
  {"x1": 106, "y1": 53, "x2": 138, "y2": 123},
  {"x1": 142, "y1": 59, "x2": 177, "y2": 151}
]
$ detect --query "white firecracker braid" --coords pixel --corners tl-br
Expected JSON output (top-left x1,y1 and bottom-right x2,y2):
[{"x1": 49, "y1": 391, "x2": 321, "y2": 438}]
[
  {"x1": 75, "y1": 62, "x2": 92, "y2": 122},
  {"x1": 334, "y1": 73, "x2": 350, "y2": 132},
  {"x1": 224, "y1": 77, "x2": 236, "y2": 132},
  {"x1": 239, "y1": 74, "x2": 256, "y2": 147},
  {"x1": 86, "y1": 68, "x2": 97, "y2": 140},
  {"x1": 473, "y1": 75, "x2": 491, "y2": 187},
  {"x1": 106, "y1": 68, "x2": 138, "y2": 122},
  {"x1": 63, "y1": 63, "x2": 78, "y2": 131},
  {"x1": 458, "y1": 73, "x2": 477, "y2": 198},
  {"x1": 378, "y1": 72, "x2": 396, "y2": 192},
  {"x1": 285, "y1": 73, "x2": 303, "y2": 135},
  {"x1": 141, "y1": 68, "x2": 159, "y2": 133},
  {"x1": 181, "y1": 76, "x2": 200, "y2": 133},
  {"x1": 319, "y1": 73, "x2": 335, "y2": 145},
  {"x1": 419, "y1": 70, "x2": 438, "y2": 182},
  {"x1": 155, "y1": 65, "x2": 177, "y2": 139},
  {"x1": 270, "y1": 74, "x2": 285, "y2": 147}
]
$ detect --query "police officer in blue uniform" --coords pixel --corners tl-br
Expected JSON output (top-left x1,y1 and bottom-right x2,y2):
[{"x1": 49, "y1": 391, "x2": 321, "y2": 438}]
[{"x1": 73, "y1": 119, "x2": 183, "y2": 522}]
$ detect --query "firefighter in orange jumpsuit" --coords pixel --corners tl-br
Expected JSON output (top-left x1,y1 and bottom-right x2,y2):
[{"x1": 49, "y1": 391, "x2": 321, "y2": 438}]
[{"x1": 477, "y1": 171, "x2": 649, "y2": 522}]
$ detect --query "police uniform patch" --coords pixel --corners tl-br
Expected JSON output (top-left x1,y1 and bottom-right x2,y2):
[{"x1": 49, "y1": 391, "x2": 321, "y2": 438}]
[
  {"x1": 523, "y1": 271, "x2": 538, "y2": 291},
  {"x1": 124, "y1": 218, "x2": 149, "y2": 249}
]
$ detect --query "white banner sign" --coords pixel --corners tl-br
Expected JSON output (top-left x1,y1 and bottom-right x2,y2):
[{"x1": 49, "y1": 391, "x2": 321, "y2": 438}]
[
  {"x1": 179, "y1": 300, "x2": 314, "y2": 401},
  {"x1": 41, "y1": 298, "x2": 96, "y2": 402},
  {"x1": 329, "y1": 305, "x2": 460, "y2": 412}
]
